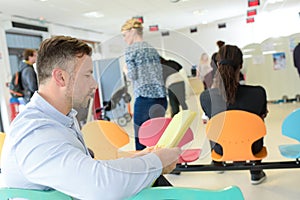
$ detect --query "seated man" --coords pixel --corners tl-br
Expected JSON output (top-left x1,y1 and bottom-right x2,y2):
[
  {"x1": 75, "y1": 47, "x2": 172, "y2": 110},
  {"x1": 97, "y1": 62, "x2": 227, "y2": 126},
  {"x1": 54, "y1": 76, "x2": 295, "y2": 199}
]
[{"x1": 1, "y1": 36, "x2": 181, "y2": 200}]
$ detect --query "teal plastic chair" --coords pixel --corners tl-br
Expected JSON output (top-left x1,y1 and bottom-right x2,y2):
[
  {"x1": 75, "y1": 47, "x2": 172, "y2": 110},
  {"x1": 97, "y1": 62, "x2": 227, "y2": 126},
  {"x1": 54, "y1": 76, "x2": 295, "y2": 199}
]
[
  {"x1": 0, "y1": 188, "x2": 72, "y2": 200},
  {"x1": 127, "y1": 186, "x2": 244, "y2": 200},
  {"x1": 279, "y1": 108, "x2": 300, "y2": 159}
]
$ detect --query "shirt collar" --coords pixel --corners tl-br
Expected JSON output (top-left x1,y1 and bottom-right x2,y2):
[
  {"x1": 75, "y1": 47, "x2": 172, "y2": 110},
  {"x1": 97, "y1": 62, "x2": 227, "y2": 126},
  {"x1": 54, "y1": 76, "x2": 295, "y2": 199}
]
[{"x1": 30, "y1": 92, "x2": 78, "y2": 128}]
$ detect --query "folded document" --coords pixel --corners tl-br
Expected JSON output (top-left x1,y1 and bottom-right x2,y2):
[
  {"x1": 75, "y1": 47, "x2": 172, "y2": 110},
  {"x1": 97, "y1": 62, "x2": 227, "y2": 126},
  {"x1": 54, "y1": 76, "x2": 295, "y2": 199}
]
[{"x1": 156, "y1": 110, "x2": 197, "y2": 148}]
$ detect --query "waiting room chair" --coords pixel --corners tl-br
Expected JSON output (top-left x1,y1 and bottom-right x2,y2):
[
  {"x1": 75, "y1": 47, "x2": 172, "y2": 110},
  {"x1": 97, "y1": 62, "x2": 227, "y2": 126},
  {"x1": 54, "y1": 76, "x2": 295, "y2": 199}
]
[
  {"x1": 0, "y1": 132, "x2": 5, "y2": 159},
  {"x1": 127, "y1": 185, "x2": 244, "y2": 200},
  {"x1": 0, "y1": 188, "x2": 72, "y2": 200},
  {"x1": 81, "y1": 120, "x2": 130, "y2": 160},
  {"x1": 206, "y1": 110, "x2": 267, "y2": 162},
  {"x1": 279, "y1": 108, "x2": 300, "y2": 159},
  {"x1": 0, "y1": 132, "x2": 5, "y2": 171},
  {"x1": 139, "y1": 117, "x2": 201, "y2": 163}
]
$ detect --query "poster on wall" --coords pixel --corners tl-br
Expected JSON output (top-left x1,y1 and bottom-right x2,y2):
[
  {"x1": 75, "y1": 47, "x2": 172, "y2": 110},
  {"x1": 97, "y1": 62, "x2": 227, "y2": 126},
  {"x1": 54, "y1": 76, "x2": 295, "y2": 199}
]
[{"x1": 273, "y1": 52, "x2": 286, "y2": 70}]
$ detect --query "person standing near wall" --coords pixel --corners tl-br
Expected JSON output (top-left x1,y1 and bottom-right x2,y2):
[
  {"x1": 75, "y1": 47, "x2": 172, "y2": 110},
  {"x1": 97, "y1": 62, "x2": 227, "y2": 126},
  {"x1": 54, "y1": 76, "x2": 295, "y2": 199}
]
[
  {"x1": 293, "y1": 43, "x2": 300, "y2": 77},
  {"x1": 160, "y1": 56, "x2": 188, "y2": 117},
  {"x1": 210, "y1": 40, "x2": 225, "y2": 81},
  {"x1": 20, "y1": 49, "x2": 38, "y2": 103},
  {"x1": 198, "y1": 52, "x2": 213, "y2": 90},
  {"x1": 121, "y1": 18, "x2": 167, "y2": 151}
]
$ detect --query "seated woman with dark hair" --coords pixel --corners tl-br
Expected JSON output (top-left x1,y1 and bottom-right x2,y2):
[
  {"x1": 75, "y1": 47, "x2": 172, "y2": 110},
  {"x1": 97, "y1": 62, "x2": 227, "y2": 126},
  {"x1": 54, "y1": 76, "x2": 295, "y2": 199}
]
[{"x1": 200, "y1": 44, "x2": 268, "y2": 185}]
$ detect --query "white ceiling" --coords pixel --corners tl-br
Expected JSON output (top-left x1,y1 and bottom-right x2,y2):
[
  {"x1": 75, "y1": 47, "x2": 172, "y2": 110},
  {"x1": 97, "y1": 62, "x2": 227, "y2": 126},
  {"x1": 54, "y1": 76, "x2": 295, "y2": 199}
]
[{"x1": 0, "y1": 0, "x2": 299, "y2": 37}]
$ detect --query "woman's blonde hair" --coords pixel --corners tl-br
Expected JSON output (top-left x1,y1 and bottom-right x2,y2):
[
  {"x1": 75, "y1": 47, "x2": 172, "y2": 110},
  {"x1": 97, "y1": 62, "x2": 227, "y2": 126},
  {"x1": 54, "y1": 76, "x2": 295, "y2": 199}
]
[{"x1": 121, "y1": 18, "x2": 143, "y2": 34}]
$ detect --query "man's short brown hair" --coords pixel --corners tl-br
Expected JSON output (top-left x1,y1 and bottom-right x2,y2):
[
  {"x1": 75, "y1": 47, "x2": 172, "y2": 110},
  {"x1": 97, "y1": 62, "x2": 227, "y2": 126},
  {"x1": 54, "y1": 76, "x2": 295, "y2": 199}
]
[{"x1": 36, "y1": 35, "x2": 92, "y2": 84}]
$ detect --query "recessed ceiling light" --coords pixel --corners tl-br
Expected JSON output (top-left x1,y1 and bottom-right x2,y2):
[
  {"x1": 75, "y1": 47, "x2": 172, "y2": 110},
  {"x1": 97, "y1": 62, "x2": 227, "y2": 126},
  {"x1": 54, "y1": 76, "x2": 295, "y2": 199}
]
[
  {"x1": 82, "y1": 11, "x2": 104, "y2": 18},
  {"x1": 193, "y1": 9, "x2": 207, "y2": 16},
  {"x1": 263, "y1": 50, "x2": 277, "y2": 55},
  {"x1": 243, "y1": 48, "x2": 255, "y2": 53},
  {"x1": 268, "y1": 0, "x2": 284, "y2": 4}
]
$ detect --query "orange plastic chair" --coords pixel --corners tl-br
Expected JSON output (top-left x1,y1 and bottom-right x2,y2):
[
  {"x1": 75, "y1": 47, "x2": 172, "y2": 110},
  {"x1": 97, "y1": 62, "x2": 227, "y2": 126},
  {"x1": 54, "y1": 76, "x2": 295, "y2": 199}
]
[
  {"x1": 139, "y1": 117, "x2": 201, "y2": 163},
  {"x1": 81, "y1": 120, "x2": 130, "y2": 160},
  {"x1": 0, "y1": 132, "x2": 5, "y2": 157},
  {"x1": 0, "y1": 132, "x2": 5, "y2": 168},
  {"x1": 206, "y1": 110, "x2": 267, "y2": 162}
]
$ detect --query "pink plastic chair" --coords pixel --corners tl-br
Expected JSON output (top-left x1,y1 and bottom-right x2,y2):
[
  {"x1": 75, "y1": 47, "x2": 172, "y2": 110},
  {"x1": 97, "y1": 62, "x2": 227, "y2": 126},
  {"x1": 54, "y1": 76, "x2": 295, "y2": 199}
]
[{"x1": 139, "y1": 117, "x2": 201, "y2": 163}]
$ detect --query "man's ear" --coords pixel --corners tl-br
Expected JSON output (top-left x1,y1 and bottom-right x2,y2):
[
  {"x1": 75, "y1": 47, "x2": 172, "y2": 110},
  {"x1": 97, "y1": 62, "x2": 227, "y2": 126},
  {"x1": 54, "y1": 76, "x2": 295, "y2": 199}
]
[{"x1": 52, "y1": 68, "x2": 67, "y2": 87}]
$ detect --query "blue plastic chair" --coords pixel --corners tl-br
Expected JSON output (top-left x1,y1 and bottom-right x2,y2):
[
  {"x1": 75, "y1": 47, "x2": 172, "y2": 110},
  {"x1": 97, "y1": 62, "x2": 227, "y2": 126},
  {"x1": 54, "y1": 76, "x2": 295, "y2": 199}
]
[
  {"x1": 279, "y1": 108, "x2": 300, "y2": 159},
  {"x1": 0, "y1": 188, "x2": 72, "y2": 200},
  {"x1": 127, "y1": 186, "x2": 244, "y2": 200}
]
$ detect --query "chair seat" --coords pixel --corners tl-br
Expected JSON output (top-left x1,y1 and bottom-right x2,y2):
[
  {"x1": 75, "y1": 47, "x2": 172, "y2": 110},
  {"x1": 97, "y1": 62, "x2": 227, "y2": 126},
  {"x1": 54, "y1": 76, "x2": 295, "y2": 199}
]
[
  {"x1": 254, "y1": 146, "x2": 268, "y2": 160},
  {"x1": 211, "y1": 146, "x2": 267, "y2": 162},
  {"x1": 0, "y1": 188, "x2": 72, "y2": 200},
  {"x1": 279, "y1": 144, "x2": 300, "y2": 159},
  {"x1": 127, "y1": 186, "x2": 244, "y2": 200},
  {"x1": 138, "y1": 115, "x2": 201, "y2": 165},
  {"x1": 179, "y1": 149, "x2": 201, "y2": 163},
  {"x1": 207, "y1": 111, "x2": 268, "y2": 162}
]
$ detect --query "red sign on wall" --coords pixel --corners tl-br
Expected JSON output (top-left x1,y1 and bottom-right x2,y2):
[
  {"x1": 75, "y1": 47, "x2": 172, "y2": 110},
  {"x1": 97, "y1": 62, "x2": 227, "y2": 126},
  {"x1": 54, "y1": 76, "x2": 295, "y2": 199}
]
[
  {"x1": 247, "y1": 9, "x2": 257, "y2": 16},
  {"x1": 149, "y1": 25, "x2": 159, "y2": 31},
  {"x1": 246, "y1": 17, "x2": 255, "y2": 23},
  {"x1": 248, "y1": 0, "x2": 260, "y2": 7}
]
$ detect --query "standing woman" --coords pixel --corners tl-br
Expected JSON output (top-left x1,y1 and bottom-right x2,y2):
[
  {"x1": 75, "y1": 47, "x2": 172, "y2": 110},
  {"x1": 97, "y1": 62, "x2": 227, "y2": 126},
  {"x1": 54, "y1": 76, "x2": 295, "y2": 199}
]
[{"x1": 121, "y1": 18, "x2": 167, "y2": 150}]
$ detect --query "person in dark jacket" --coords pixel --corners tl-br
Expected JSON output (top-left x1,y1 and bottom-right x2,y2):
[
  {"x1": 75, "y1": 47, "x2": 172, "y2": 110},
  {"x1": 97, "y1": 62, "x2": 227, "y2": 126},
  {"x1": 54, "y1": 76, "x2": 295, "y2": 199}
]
[
  {"x1": 20, "y1": 49, "x2": 38, "y2": 103},
  {"x1": 293, "y1": 43, "x2": 300, "y2": 77},
  {"x1": 160, "y1": 56, "x2": 188, "y2": 117}
]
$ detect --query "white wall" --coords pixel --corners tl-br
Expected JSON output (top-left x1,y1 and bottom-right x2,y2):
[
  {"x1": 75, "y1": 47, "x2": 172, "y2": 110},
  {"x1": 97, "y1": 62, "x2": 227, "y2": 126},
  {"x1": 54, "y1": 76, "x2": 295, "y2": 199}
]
[
  {"x1": 102, "y1": 7, "x2": 300, "y2": 79},
  {"x1": 178, "y1": 7, "x2": 300, "y2": 55},
  {"x1": 171, "y1": 7, "x2": 300, "y2": 100},
  {"x1": 242, "y1": 34, "x2": 300, "y2": 100}
]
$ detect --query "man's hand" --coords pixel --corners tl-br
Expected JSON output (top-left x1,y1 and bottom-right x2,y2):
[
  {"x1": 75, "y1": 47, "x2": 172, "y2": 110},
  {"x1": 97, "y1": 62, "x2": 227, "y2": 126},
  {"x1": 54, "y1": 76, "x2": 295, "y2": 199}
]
[
  {"x1": 153, "y1": 147, "x2": 181, "y2": 174},
  {"x1": 130, "y1": 146, "x2": 155, "y2": 158}
]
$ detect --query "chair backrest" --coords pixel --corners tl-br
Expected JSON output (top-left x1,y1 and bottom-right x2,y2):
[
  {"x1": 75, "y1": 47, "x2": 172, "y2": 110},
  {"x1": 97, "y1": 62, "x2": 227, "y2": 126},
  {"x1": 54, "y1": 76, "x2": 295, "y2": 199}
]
[
  {"x1": 139, "y1": 117, "x2": 194, "y2": 148},
  {"x1": 0, "y1": 132, "x2": 5, "y2": 162},
  {"x1": 0, "y1": 188, "x2": 72, "y2": 200},
  {"x1": 282, "y1": 108, "x2": 300, "y2": 142},
  {"x1": 127, "y1": 186, "x2": 244, "y2": 200},
  {"x1": 81, "y1": 120, "x2": 129, "y2": 160},
  {"x1": 206, "y1": 110, "x2": 267, "y2": 162}
]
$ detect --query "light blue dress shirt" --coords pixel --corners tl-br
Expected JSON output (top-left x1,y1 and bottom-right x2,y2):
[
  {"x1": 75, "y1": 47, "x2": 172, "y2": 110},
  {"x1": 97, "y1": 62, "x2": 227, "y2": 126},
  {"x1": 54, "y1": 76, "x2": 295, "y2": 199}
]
[{"x1": 1, "y1": 92, "x2": 162, "y2": 200}]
